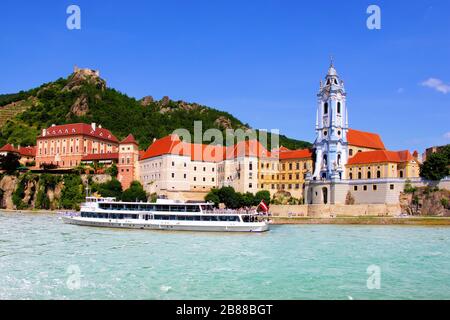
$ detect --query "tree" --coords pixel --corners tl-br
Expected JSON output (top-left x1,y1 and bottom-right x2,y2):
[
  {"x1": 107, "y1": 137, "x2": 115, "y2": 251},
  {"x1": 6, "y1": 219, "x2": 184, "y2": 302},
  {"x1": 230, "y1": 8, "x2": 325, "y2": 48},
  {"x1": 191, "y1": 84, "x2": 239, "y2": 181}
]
[
  {"x1": 420, "y1": 149, "x2": 450, "y2": 181},
  {"x1": 60, "y1": 174, "x2": 84, "y2": 210},
  {"x1": 216, "y1": 186, "x2": 242, "y2": 209},
  {"x1": 254, "y1": 190, "x2": 270, "y2": 206},
  {"x1": 106, "y1": 163, "x2": 118, "y2": 177},
  {"x1": 0, "y1": 153, "x2": 20, "y2": 173},
  {"x1": 241, "y1": 192, "x2": 255, "y2": 208},
  {"x1": 121, "y1": 181, "x2": 147, "y2": 202},
  {"x1": 205, "y1": 188, "x2": 220, "y2": 207},
  {"x1": 95, "y1": 178, "x2": 123, "y2": 199}
]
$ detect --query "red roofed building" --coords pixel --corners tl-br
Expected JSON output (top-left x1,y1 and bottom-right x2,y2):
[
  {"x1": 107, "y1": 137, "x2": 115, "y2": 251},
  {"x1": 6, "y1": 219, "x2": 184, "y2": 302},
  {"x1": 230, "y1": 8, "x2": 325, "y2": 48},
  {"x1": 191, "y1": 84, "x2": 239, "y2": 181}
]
[
  {"x1": 36, "y1": 123, "x2": 119, "y2": 169},
  {"x1": 0, "y1": 144, "x2": 37, "y2": 165},
  {"x1": 346, "y1": 150, "x2": 419, "y2": 180},
  {"x1": 139, "y1": 134, "x2": 314, "y2": 200},
  {"x1": 35, "y1": 123, "x2": 139, "y2": 189},
  {"x1": 117, "y1": 134, "x2": 140, "y2": 189}
]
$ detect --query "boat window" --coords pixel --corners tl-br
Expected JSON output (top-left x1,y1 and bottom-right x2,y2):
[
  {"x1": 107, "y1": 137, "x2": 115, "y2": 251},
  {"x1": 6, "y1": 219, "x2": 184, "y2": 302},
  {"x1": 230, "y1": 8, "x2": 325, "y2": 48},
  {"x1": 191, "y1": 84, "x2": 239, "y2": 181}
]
[
  {"x1": 186, "y1": 205, "x2": 201, "y2": 212},
  {"x1": 201, "y1": 216, "x2": 211, "y2": 221}
]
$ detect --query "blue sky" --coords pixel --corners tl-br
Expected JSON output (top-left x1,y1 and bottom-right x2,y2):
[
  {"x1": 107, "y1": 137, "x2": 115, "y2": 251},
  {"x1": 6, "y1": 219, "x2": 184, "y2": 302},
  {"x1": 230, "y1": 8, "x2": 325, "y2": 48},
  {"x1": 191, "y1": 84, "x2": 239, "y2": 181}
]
[{"x1": 1, "y1": 0, "x2": 449, "y2": 153}]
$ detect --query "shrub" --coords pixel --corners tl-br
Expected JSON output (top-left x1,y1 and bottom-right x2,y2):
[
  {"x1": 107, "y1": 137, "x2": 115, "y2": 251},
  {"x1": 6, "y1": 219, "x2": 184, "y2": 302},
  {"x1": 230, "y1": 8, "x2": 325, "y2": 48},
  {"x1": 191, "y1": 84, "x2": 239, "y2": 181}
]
[{"x1": 60, "y1": 174, "x2": 84, "y2": 210}]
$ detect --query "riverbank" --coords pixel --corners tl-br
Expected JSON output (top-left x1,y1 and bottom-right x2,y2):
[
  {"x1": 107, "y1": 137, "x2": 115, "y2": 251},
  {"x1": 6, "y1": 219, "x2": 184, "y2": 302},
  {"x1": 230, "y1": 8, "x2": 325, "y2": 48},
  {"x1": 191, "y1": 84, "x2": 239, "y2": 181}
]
[
  {"x1": 270, "y1": 216, "x2": 450, "y2": 226},
  {"x1": 1, "y1": 209, "x2": 450, "y2": 226}
]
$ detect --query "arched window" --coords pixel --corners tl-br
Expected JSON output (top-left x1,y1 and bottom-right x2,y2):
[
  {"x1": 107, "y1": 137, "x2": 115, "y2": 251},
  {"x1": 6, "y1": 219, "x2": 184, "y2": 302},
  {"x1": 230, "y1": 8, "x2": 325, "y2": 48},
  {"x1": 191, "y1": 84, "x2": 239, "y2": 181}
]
[
  {"x1": 324, "y1": 102, "x2": 328, "y2": 115},
  {"x1": 349, "y1": 173, "x2": 353, "y2": 180},
  {"x1": 367, "y1": 171, "x2": 372, "y2": 179},
  {"x1": 358, "y1": 172, "x2": 362, "y2": 179},
  {"x1": 377, "y1": 171, "x2": 381, "y2": 178},
  {"x1": 337, "y1": 102, "x2": 341, "y2": 114},
  {"x1": 399, "y1": 170, "x2": 404, "y2": 178}
]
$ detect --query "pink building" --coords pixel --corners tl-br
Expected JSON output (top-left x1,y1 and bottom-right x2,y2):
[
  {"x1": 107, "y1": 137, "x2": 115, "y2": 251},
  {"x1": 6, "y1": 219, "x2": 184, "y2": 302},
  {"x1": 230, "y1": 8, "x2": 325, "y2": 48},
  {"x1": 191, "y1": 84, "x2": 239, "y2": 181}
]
[
  {"x1": 36, "y1": 123, "x2": 119, "y2": 168},
  {"x1": 35, "y1": 122, "x2": 138, "y2": 189}
]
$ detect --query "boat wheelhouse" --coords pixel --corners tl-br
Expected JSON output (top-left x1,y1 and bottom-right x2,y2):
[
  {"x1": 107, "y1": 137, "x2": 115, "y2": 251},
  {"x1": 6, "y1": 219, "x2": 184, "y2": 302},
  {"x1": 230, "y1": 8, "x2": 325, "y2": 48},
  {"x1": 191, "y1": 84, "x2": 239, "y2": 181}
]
[{"x1": 62, "y1": 197, "x2": 269, "y2": 233}]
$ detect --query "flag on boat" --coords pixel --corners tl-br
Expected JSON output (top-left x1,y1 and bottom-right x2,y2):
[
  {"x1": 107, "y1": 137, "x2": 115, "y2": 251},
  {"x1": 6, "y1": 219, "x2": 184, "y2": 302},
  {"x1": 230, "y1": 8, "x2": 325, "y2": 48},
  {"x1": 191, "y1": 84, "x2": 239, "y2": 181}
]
[{"x1": 257, "y1": 200, "x2": 269, "y2": 213}]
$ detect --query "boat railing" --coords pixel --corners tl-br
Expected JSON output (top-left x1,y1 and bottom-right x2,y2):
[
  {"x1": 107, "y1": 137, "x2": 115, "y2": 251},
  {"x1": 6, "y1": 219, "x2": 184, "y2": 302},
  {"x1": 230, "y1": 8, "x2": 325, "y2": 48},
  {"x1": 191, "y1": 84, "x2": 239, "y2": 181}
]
[{"x1": 202, "y1": 209, "x2": 257, "y2": 215}]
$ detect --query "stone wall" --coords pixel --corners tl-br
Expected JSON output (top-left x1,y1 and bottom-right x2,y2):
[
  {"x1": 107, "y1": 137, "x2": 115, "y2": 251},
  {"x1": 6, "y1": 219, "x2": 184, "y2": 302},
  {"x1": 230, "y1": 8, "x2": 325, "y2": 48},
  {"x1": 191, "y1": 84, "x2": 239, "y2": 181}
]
[{"x1": 270, "y1": 203, "x2": 402, "y2": 218}]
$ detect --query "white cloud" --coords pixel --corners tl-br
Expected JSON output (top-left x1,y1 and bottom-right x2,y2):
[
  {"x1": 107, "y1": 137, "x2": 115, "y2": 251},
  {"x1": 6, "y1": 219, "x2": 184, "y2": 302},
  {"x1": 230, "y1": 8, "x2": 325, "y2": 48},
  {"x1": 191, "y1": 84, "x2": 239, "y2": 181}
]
[
  {"x1": 444, "y1": 132, "x2": 450, "y2": 140},
  {"x1": 421, "y1": 78, "x2": 450, "y2": 94}
]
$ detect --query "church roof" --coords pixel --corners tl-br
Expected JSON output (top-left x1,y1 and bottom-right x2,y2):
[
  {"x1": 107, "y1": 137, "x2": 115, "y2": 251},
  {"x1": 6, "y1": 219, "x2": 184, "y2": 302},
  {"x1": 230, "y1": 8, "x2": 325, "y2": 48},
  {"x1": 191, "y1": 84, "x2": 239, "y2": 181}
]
[
  {"x1": 347, "y1": 129, "x2": 385, "y2": 150},
  {"x1": 347, "y1": 150, "x2": 414, "y2": 165}
]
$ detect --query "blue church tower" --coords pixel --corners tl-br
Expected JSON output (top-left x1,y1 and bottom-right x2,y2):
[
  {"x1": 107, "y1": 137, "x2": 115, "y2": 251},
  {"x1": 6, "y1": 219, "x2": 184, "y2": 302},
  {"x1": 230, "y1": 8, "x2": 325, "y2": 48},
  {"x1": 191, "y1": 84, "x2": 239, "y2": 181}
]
[{"x1": 312, "y1": 60, "x2": 349, "y2": 181}]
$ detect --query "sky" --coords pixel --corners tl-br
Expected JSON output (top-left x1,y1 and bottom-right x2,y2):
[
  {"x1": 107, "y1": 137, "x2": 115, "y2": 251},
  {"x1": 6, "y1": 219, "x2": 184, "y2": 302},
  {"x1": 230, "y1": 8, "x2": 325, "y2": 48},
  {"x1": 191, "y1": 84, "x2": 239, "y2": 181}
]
[{"x1": 1, "y1": 0, "x2": 449, "y2": 153}]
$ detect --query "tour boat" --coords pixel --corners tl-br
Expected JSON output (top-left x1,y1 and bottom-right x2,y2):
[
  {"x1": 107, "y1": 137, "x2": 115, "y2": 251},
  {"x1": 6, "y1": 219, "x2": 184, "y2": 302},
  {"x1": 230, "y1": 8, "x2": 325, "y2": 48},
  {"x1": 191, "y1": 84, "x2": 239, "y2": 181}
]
[{"x1": 61, "y1": 197, "x2": 270, "y2": 233}]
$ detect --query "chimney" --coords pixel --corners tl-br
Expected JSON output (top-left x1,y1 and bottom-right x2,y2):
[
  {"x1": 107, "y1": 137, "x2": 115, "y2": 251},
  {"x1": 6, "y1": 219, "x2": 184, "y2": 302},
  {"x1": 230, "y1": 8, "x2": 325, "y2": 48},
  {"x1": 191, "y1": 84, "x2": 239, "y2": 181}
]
[
  {"x1": 91, "y1": 123, "x2": 96, "y2": 131},
  {"x1": 98, "y1": 124, "x2": 102, "y2": 129},
  {"x1": 42, "y1": 129, "x2": 47, "y2": 137}
]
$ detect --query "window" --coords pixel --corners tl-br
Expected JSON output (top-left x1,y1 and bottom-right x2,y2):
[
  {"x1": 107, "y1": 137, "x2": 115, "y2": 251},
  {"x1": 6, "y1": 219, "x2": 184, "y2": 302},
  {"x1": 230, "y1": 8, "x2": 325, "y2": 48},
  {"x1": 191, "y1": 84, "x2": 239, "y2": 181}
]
[
  {"x1": 172, "y1": 161, "x2": 175, "y2": 166},
  {"x1": 373, "y1": 185, "x2": 378, "y2": 191},
  {"x1": 349, "y1": 173, "x2": 353, "y2": 180},
  {"x1": 183, "y1": 174, "x2": 187, "y2": 179},
  {"x1": 324, "y1": 102, "x2": 328, "y2": 114},
  {"x1": 249, "y1": 183, "x2": 253, "y2": 188},
  {"x1": 358, "y1": 172, "x2": 362, "y2": 179},
  {"x1": 363, "y1": 185, "x2": 368, "y2": 191},
  {"x1": 337, "y1": 102, "x2": 341, "y2": 114},
  {"x1": 367, "y1": 171, "x2": 371, "y2": 179},
  {"x1": 377, "y1": 171, "x2": 381, "y2": 178},
  {"x1": 349, "y1": 149, "x2": 353, "y2": 157},
  {"x1": 390, "y1": 184, "x2": 394, "y2": 190},
  {"x1": 171, "y1": 173, "x2": 175, "y2": 178},
  {"x1": 354, "y1": 186, "x2": 358, "y2": 191},
  {"x1": 249, "y1": 162, "x2": 253, "y2": 171},
  {"x1": 399, "y1": 170, "x2": 404, "y2": 178}
]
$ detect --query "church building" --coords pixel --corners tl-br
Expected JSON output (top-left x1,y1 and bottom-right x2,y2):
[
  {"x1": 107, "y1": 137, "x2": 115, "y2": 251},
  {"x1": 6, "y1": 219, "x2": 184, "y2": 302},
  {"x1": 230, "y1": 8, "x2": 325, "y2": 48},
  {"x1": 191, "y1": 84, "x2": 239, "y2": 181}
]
[{"x1": 305, "y1": 62, "x2": 420, "y2": 205}]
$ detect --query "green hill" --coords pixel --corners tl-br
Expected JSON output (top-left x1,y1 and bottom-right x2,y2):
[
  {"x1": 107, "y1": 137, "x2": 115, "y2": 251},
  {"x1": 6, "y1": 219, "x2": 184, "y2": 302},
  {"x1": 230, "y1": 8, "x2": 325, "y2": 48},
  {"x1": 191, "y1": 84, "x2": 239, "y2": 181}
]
[{"x1": 0, "y1": 69, "x2": 311, "y2": 150}]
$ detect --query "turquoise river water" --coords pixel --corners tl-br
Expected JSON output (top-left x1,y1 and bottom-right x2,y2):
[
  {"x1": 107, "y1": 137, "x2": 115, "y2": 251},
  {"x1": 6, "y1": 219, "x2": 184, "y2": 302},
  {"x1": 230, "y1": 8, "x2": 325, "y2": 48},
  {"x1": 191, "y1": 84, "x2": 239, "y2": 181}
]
[{"x1": 0, "y1": 212, "x2": 449, "y2": 300}]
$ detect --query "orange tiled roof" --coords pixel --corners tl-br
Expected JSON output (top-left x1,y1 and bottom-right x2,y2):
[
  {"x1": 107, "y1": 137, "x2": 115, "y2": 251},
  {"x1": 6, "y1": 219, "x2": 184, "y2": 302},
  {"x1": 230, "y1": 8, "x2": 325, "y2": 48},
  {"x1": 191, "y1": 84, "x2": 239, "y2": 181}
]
[
  {"x1": 347, "y1": 129, "x2": 385, "y2": 150},
  {"x1": 81, "y1": 153, "x2": 119, "y2": 161},
  {"x1": 347, "y1": 150, "x2": 414, "y2": 165},
  {"x1": 225, "y1": 140, "x2": 271, "y2": 160},
  {"x1": 120, "y1": 134, "x2": 138, "y2": 145},
  {"x1": 39, "y1": 123, "x2": 119, "y2": 143},
  {"x1": 140, "y1": 135, "x2": 272, "y2": 162},
  {"x1": 279, "y1": 148, "x2": 313, "y2": 160}
]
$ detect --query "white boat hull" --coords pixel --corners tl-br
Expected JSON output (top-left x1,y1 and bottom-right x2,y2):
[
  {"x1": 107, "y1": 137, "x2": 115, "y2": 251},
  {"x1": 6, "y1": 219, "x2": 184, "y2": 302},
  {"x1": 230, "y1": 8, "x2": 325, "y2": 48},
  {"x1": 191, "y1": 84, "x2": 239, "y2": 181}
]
[{"x1": 62, "y1": 216, "x2": 270, "y2": 233}]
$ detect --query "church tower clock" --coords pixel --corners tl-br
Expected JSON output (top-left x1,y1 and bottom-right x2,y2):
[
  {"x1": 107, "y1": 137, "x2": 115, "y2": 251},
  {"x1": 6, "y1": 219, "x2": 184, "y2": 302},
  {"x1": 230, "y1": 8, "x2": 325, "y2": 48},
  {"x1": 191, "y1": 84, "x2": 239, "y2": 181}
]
[{"x1": 312, "y1": 60, "x2": 349, "y2": 181}]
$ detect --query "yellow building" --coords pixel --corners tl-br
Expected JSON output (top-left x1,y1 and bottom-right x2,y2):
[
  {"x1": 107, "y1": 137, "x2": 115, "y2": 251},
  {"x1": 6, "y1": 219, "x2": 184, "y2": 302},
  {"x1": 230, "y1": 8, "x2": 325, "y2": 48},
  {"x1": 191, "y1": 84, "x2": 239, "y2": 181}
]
[{"x1": 346, "y1": 150, "x2": 420, "y2": 180}]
